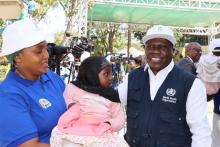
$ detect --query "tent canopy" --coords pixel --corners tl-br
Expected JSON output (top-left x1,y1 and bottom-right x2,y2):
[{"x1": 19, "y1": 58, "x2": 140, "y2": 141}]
[
  {"x1": 88, "y1": 0, "x2": 220, "y2": 27},
  {"x1": 118, "y1": 47, "x2": 144, "y2": 57}
]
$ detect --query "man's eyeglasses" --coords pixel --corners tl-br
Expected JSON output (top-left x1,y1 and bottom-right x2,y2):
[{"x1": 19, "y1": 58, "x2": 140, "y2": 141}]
[{"x1": 191, "y1": 48, "x2": 202, "y2": 54}]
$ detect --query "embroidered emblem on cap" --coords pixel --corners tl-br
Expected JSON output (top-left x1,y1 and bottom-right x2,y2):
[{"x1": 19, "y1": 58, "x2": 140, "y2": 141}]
[
  {"x1": 39, "y1": 98, "x2": 52, "y2": 109},
  {"x1": 166, "y1": 88, "x2": 176, "y2": 96}
]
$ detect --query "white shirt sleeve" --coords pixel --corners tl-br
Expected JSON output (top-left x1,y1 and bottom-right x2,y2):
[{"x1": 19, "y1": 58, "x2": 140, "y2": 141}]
[
  {"x1": 186, "y1": 78, "x2": 212, "y2": 147},
  {"x1": 118, "y1": 74, "x2": 128, "y2": 106}
]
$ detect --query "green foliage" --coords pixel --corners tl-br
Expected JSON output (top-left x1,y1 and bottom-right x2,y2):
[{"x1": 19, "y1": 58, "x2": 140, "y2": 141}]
[
  {"x1": 92, "y1": 28, "x2": 108, "y2": 55},
  {"x1": 0, "y1": 19, "x2": 5, "y2": 27},
  {"x1": 31, "y1": 0, "x2": 59, "y2": 19},
  {"x1": 54, "y1": 32, "x2": 65, "y2": 45},
  {"x1": 88, "y1": 23, "x2": 128, "y2": 56},
  {"x1": 113, "y1": 32, "x2": 126, "y2": 50},
  {"x1": 132, "y1": 42, "x2": 145, "y2": 51},
  {"x1": 133, "y1": 31, "x2": 145, "y2": 41},
  {"x1": 0, "y1": 34, "x2": 2, "y2": 50},
  {"x1": 29, "y1": 0, "x2": 77, "y2": 20},
  {"x1": 0, "y1": 19, "x2": 6, "y2": 49},
  {"x1": 174, "y1": 31, "x2": 184, "y2": 47},
  {"x1": 58, "y1": 0, "x2": 78, "y2": 17}
]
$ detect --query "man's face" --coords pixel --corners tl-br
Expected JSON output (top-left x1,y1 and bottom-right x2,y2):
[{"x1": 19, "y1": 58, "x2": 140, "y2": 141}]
[
  {"x1": 145, "y1": 38, "x2": 173, "y2": 74},
  {"x1": 187, "y1": 44, "x2": 202, "y2": 62},
  {"x1": 129, "y1": 60, "x2": 136, "y2": 69}
]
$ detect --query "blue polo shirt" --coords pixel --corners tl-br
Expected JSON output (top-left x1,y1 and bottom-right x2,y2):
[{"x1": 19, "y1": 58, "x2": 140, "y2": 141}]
[{"x1": 0, "y1": 68, "x2": 67, "y2": 147}]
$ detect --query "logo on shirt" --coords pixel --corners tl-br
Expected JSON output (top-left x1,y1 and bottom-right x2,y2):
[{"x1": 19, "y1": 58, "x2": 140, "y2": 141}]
[
  {"x1": 162, "y1": 88, "x2": 177, "y2": 104},
  {"x1": 39, "y1": 98, "x2": 52, "y2": 109},
  {"x1": 166, "y1": 88, "x2": 176, "y2": 96}
]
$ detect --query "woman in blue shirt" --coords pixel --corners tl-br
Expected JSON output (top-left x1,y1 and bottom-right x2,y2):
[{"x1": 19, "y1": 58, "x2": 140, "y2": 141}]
[{"x1": 0, "y1": 19, "x2": 66, "y2": 147}]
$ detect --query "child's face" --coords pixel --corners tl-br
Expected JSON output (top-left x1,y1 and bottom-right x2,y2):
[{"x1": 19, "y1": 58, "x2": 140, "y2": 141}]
[{"x1": 98, "y1": 66, "x2": 113, "y2": 88}]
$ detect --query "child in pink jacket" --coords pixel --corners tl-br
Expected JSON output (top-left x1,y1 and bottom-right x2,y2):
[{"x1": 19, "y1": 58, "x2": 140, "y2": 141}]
[{"x1": 50, "y1": 56, "x2": 128, "y2": 147}]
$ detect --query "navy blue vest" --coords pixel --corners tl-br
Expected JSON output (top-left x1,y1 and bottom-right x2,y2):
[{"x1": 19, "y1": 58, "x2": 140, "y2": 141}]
[
  {"x1": 214, "y1": 89, "x2": 220, "y2": 114},
  {"x1": 125, "y1": 65, "x2": 195, "y2": 147}
]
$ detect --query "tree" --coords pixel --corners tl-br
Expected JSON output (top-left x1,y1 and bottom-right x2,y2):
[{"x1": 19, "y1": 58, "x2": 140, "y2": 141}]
[
  {"x1": 31, "y1": 0, "x2": 60, "y2": 21},
  {"x1": 0, "y1": 19, "x2": 6, "y2": 48},
  {"x1": 89, "y1": 22, "x2": 126, "y2": 56},
  {"x1": 127, "y1": 25, "x2": 131, "y2": 56},
  {"x1": 58, "y1": 0, "x2": 79, "y2": 44},
  {"x1": 29, "y1": 0, "x2": 79, "y2": 45}
]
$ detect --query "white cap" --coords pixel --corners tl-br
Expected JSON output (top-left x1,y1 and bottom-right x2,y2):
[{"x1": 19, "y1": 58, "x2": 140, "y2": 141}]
[
  {"x1": 208, "y1": 39, "x2": 220, "y2": 53},
  {"x1": 0, "y1": 19, "x2": 46, "y2": 56},
  {"x1": 142, "y1": 25, "x2": 176, "y2": 45}
]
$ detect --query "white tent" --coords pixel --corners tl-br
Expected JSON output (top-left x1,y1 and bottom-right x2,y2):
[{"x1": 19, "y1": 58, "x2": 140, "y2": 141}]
[
  {"x1": 0, "y1": 0, "x2": 24, "y2": 20},
  {"x1": 117, "y1": 47, "x2": 144, "y2": 57}
]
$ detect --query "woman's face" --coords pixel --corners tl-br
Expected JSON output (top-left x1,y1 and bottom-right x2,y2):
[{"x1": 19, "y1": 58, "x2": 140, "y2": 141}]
[
  {"x1": 98, "y1": 66, "x2": 113, "y2": 88},
  {"x1": 15, "y1": 41, "x2": 49, "y2": 80}
]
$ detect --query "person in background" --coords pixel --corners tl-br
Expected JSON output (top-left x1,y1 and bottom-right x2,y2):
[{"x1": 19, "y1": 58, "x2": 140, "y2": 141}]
[
  {"x1": 118, "y1": 25, "x2": 211, "y2": 147},
  {"x1": 197, "y1": 39, "x2": 220, "y2": 95},
  {"x1": 0, "y1": 56, "x2": 11, "y2": 82},
  {"x1": 0, "y1": 19, "x2": 66, "y2": 147},
  {"x1": 110, "y1": 55, "x2": 126, "y2": 88},
  {"x1": 50, "y1": 56, "x2": 128, "y2": 147},
  {"x1": 211, "y1": 89, "x2": 220, "y2": 147},
  {"x1": 176, "y1": 42, "x2": 202, "y2": 75},
  {"x1": 199, "y1": 39, "x2": 220, "y2": 147},
  {"x1": 128, "y1": 56, "x2": 142, "y2": 71}
]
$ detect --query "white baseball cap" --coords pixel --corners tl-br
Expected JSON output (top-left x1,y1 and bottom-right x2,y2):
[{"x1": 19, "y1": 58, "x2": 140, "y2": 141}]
[
  {"x1": 0, "y1": 19, "x2": 46, "y2": 56},
  {"x1": 142, "y1": 25, "x2": 176, "y2": 45},
  {"x1": 208, "y1": 39, "x2": 220, "y2": 53}
]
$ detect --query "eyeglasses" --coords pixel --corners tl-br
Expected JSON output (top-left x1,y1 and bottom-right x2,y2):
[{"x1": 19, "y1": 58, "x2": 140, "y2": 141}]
[
  {"x1": 191, "y1": 48, "x2": 202, "y2": 54},
  {"x1": 146, "y1": 44, "x2": 170, "y2": 51}
]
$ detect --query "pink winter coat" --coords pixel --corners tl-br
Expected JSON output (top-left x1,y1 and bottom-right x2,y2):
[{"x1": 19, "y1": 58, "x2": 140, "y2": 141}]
[{"x1": 57, "y1": 84, "x2": 125, "y2": 136}]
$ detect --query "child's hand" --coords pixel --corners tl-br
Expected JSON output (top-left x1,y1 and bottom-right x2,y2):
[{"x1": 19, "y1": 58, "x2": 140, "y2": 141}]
[{"x1": 95, "y1": 122, "x2": 111, "y2": 135}]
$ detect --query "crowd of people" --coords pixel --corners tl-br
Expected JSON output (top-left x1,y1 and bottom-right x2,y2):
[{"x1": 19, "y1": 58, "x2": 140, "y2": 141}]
[{"x1": 0, "y1": 18, "x2": 219, "y2": 147}]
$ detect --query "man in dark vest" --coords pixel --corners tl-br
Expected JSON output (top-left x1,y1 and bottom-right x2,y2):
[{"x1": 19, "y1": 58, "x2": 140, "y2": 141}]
[
  {"x1": 176, "y1": 42, "x2": 202, "y2": 75},
  {"x1": 118, "y1": 25, "x2": 211, "y2": 147},
  {"x1": 211, "y1": 89, "x2": 220, "y2": 147}
]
